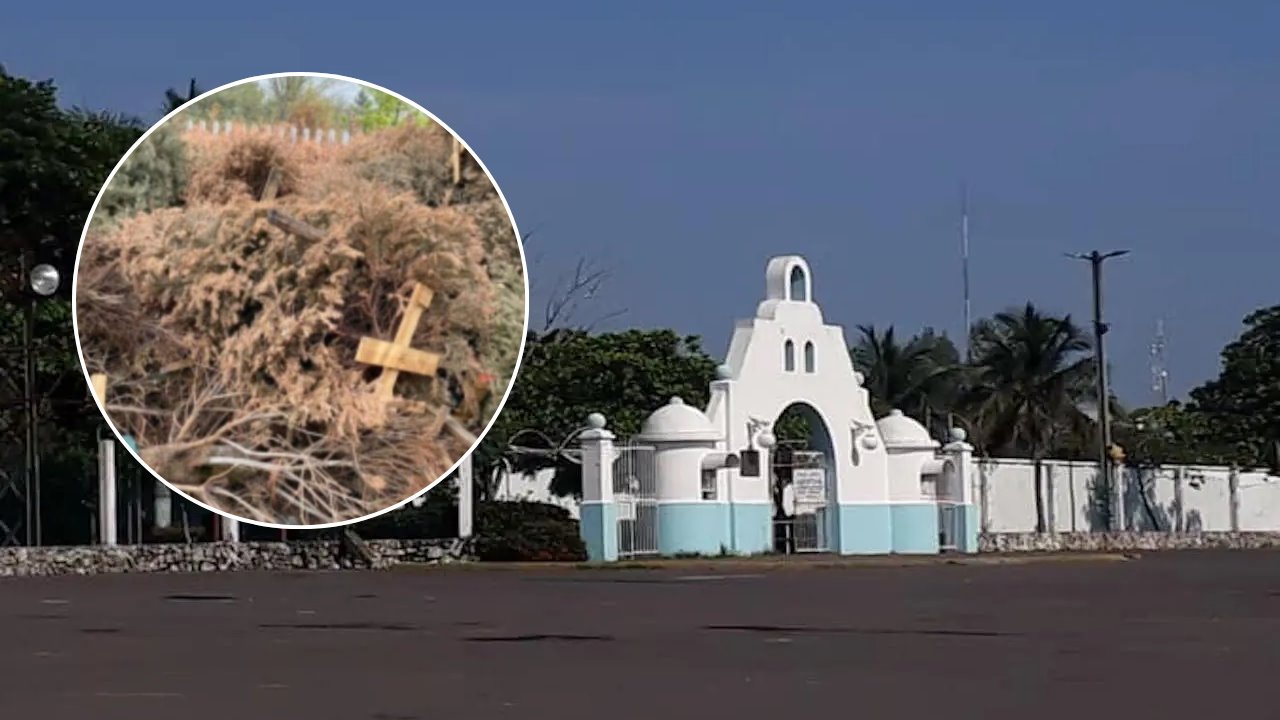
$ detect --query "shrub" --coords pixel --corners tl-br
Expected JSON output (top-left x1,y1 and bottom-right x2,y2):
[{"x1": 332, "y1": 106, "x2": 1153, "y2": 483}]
[
  {"x1": 95, "y1": 125, "x2": 188, "y2": 223},
  {"x1": 354, "y1": 485, "x2": 459, "y2": 539},
  {"x1": 473, "y1": 501, "x2": 586, "y2": 562}
]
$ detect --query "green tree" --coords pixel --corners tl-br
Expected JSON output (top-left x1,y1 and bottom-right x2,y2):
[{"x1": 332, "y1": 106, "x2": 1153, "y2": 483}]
[
  {"x1": 1184, "y1": 305, "x2": 1280, "y2": 470},
  {"x1": 963, "y1": 303, "x2": 1096, "y2": 532},
  {"x1": 474, "y1": 329, "x2": 719, "y2": 498},
  {"x1": 850, "y1": 324, "x2": 961, "y2": 428},
  {"x1": 93, "y1": 124, "x2": 188, "y2": 225},
  {"x1": 264, "y1": 77, "x2": 343, "y2": 127},
  {"x1": 1114, "y1": 402, "x2": 1235, "y2": 467},
  {"x1": 0, "y1": 68, "x2": 144, "y2": 270},
  {"x1": 353, "y1": 88, "x2": 428, "y2": 132},
  {"x1": 187, "y1": 81, "x2": 269, "y2": 124},
  {"x1": 0, "y1": 68, "x2": 146, "y2": 543}
]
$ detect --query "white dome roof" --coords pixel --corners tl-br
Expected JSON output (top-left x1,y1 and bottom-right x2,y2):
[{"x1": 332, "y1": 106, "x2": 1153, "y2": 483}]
[
  {"x1": 637, "y1": 397, "x2": 721, "y2": 443},
  {"x1": 876, "y1": 409, "x2": 938, "y2": 449}
]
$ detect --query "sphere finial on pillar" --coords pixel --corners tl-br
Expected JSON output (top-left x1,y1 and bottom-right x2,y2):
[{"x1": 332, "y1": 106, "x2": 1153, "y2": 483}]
[{"x1": 586, "y1": 412, "x2": 607, "y2": 430}]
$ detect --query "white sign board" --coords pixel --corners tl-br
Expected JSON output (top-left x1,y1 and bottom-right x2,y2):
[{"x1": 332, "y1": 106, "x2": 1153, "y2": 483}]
[
  {"x1": 793, "y1": 468, "x2": 826, "y2": 504},
  {"x1": 616, "y1": 501, "x2": 636, "y2": 522}
]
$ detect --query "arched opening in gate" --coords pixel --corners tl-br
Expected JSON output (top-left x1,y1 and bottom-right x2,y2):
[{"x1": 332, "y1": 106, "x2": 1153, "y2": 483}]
[
  {"x1": 931, "y1": 458, "x2": 961, "y2": 551},
  {"x1": 770, "y1": 401, "x2": 835, "y2": 553}
]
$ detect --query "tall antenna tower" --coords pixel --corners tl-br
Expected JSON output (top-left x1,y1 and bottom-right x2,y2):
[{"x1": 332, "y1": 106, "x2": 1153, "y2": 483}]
[
  {"x1": 961, "y1": 183, "x2": 972, "y2": 361},
  {"x1": 1150, "y1": 318, "x2": 1170, "y2": 404}
]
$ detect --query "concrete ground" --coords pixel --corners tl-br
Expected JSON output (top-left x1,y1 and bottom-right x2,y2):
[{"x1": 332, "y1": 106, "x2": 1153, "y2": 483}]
[{"x1": 1, "y1": 550, "x2": 1276, "y2": 719}]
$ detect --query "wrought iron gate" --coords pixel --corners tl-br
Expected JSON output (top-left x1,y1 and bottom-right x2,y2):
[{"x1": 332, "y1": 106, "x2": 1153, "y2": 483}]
[
  {"x1": 613, "y1": 442, "x2": 658, "y2": 558},
  {"x1": 772, "y1": 448, "x2": 831, "y2": 554},
  {"x1": 937, "y1": 502, "x2": 961, "y2": 551},
  {"x1": 789, "y1": 450, "x2": 830, "y2": 552}
]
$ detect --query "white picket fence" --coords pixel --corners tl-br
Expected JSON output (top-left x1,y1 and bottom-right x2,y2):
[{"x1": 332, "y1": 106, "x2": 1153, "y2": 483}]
[{"x1": 183, "y1": 119, "x2": 357, "y2": 145}]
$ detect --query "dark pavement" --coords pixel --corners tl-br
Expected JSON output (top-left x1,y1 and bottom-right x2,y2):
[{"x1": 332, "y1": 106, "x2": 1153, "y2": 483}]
[{"x1": 2, "y1": 551, "x2": 1278, "y2": 719}]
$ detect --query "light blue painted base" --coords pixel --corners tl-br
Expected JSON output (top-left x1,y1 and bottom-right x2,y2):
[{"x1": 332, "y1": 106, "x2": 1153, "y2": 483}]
[
  {"x1": 579, "y1": 502, "x2": 618, "y2": 562},
  {"x1": 657, "y1": 502, "x2": 729, "y2": 556},
  {"x1": 728, "y1": 503, "x2": 772, "y2": 555},
  {"x1": 834, "y1": 504, "x2": 893, "y2": 555},
  {"x1": 958, "y1": 503, "x2": 980, "y2": 553},
  {"x1": 122, "y1": 435, "x2": 138, "y2": 453},
  {"x1": 890, "y1": 503, "x2": 940, "y2": 554}
]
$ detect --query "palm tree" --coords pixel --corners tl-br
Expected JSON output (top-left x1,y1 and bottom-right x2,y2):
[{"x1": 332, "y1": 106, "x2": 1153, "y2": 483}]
[
  {"x1": 851, "y1": 325, "x2": 962, "y2": 429},
  {"x1": 963, "y1": 303, "x2": 1096, "y2": 532},
  {"x1": 163, "y1": 78, "x2": 202, "y2": 114}
]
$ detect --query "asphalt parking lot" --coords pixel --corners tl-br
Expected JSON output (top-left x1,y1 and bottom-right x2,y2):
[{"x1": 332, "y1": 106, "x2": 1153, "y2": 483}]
[{"x1": 2, "y1": 550, "x2": 1277, "y2": 719}]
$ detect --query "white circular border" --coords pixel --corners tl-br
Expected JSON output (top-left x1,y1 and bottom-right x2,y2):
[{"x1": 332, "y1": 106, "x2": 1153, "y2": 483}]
[{"x1": 71, "y1": 71, "x2": 531, "y2": 531}]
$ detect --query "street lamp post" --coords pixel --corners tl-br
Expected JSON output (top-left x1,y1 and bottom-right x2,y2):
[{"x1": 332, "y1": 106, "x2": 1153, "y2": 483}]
[
  {"x1": 19, "y1": 252, "x2": 61, "y2": 546},
  {"x1": 1067, "y1": 249, "x2": 1128, "y2": 531}
]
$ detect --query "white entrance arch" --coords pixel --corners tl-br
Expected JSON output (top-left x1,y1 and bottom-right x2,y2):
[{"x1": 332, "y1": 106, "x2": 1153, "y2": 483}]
[
  {"x1": 576, "y1": 256, "x2": 980, "y2": 560},
  {"x1": 702, "y1": 255, "x2": 895, "y2": 554}
]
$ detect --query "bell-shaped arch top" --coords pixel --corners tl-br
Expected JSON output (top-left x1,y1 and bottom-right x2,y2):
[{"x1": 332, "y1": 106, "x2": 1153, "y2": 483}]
[{"x1": 765, "y1": 255, "x2": 813, "y2": 303}]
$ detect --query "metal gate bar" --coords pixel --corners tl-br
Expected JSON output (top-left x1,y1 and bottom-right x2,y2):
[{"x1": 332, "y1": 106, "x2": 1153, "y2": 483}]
[
  {"x1": 613, "y1": 442, "x2": 658, "y2": 558},
  {"x1": 782, "y1": 449, "x2": 830, "y2": 553},
  {"x1": 938, "y1": 502, "x2": 960, "y2": 551}
]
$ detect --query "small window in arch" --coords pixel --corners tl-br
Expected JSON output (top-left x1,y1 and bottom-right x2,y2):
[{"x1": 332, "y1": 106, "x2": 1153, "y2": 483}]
[
  {"x1": 784, "y1": 339, "x2": 796, "y2": 372},
  {"x1": 804, "y1": 341, "x2": 815, "y2": 373},
  {"x1": 789, "y1": 265, "x2": 808, "y2": 302}
]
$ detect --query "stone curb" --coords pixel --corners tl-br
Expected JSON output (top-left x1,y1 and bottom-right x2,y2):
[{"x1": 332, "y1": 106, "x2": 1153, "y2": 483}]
[{"x1": 0, "y1": 538, "x2": 471, "y2": 578}]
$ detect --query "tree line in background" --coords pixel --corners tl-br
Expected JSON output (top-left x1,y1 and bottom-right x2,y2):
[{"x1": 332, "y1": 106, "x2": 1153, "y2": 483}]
[
  {"x1": 163, "y1": 76, "x2": 429, "y2": 132},
  {"x1": 476, "y1": 305, "x2": 1276, "y2": 472},
  {"x1": 2, "y1": 68, "x2": 1277, "y2": 543}
]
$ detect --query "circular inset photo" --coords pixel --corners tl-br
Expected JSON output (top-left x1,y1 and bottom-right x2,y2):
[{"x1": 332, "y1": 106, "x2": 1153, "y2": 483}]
[{"x1": 73, "y1": 72, "x2": 528, "y2": 528}]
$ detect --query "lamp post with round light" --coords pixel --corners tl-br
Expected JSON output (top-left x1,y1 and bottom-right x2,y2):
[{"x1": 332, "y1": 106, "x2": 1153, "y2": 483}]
[{"x1": 20, "y1": 255, "x2": 61, "y2": 546}]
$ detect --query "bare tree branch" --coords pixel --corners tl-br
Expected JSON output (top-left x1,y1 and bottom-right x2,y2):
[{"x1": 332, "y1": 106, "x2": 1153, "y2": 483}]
[{"x1": 540, "y1": 256, "x2": 627, "y2": 331}]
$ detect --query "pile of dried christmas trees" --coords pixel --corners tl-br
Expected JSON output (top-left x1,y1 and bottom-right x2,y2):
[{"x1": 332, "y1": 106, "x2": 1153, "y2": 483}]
[{"x1": 77, "y1": 121, "x2": 525, "y2": 525}]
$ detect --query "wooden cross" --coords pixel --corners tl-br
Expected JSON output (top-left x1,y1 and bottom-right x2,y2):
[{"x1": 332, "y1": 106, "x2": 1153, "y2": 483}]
[
  {"x1": 356, "y1": 283, "x2": 442, "y2": 400},
  {"x1": 91, "y1": 373, "x2": 108, "y2": 402}
]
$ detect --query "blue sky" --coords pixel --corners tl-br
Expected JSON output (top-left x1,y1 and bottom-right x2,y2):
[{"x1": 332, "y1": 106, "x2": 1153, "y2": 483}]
[{"x1": 6, "y1": 1, "x2": 1278, "y2": 406}]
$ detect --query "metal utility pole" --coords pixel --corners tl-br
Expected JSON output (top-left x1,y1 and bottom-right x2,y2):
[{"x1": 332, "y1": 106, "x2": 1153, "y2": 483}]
[
  {"x1": 1150, "y1": 318, "x2": 1170, "y2": 405},
  {"x1": 1067, "y1": 249, "x2": 1129, "y2": 529},
  {"x1": 960, "y1": 183, "x2": 972, "y2": 362},
  {"x1": 22, "y1": 266, "x2": 37, "y2": 546}
]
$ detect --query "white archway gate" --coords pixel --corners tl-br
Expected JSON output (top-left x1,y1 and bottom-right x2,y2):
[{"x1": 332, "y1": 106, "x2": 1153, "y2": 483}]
[{"x1": 575, "y1": 255, "x2": 981, "y2": 562}]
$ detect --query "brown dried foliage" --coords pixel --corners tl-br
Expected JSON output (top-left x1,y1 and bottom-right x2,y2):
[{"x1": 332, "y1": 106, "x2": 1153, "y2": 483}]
[{"x1": 77, "y1": 124, "x2": 525, "y2": 525}]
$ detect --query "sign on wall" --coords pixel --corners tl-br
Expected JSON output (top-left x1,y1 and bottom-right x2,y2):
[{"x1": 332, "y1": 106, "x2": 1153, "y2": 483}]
[{"x1": 793, "y1": 468, "x2": 826, "y2": 504}]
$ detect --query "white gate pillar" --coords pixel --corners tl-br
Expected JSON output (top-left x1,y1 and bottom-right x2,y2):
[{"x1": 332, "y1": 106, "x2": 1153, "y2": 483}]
[
  {"x1": 578, "y1": 413, "x2": 617, "y2": 562},
  {"x1": 941, "y1": 428, "x2": 979, "y2": 553},
  {"x1": 154, "y1": 480, "x2": 173, "y2": 528},
  {"x1": 457, "y1": 455, "x2": 474, "y2": 539},
  {"x1": 221, "y1": 516, "x2": 240, "y2": 542},
  {"x1": 97, "y1": 438, "x2": 118, "y2": 546}
]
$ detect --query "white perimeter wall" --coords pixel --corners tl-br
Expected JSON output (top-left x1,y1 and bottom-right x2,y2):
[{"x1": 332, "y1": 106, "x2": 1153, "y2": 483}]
[
  {"x1": 491, "y1": 460, "x2": 1280, "y2": 534},
  {"x1": 491, "y1": 468, "x2": 580, "y2": 519},
  {"x1": 978, "y1": 459, "x2": 1280, "y2": 533}
]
